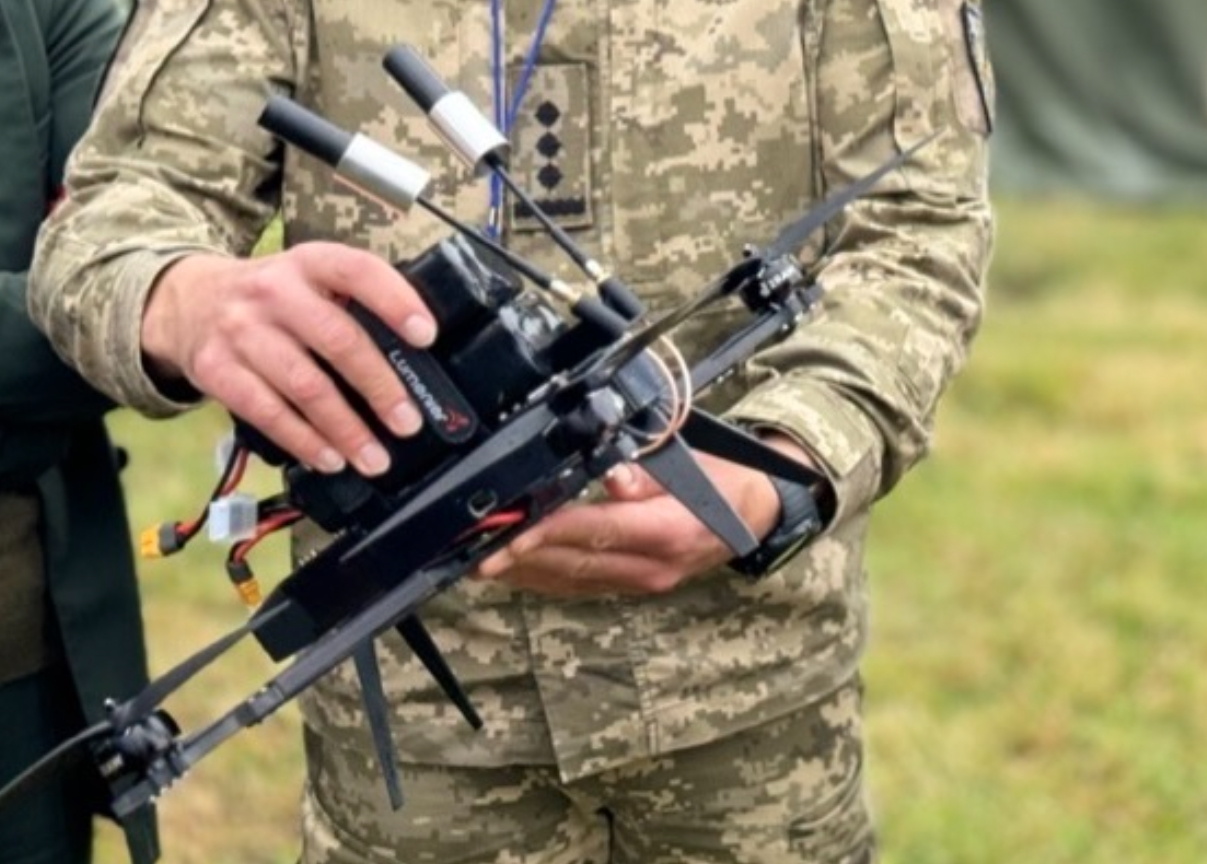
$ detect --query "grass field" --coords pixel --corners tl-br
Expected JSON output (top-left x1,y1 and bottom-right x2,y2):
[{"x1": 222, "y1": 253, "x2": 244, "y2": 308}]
[{"x1": 95, "y1": 198, "x2": 1207, "y2": 862}]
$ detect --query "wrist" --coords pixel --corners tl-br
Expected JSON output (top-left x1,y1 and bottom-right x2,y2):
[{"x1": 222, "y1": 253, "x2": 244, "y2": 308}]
[
  {"x1": 750, "y1": 429, "x2": 835, "y2": 525},
  {"x1": 140, "y1": 254, "x2": 225, "y2": 395},
  {"x1": 729, "y1": 430, "x2": 832, "y2": 579}
]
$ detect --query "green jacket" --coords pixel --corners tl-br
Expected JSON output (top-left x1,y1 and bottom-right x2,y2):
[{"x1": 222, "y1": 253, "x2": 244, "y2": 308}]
[{"x1": 0, "y1": 0, "x2": 156, "y2": 860}]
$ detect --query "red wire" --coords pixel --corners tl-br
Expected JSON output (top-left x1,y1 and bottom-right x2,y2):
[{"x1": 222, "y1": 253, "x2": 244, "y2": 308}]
[
  {"x1": 232, "y1": 511, "x2": 303, "y2": 563},
  {"x1": 457, "y1": 509, "x2": 526, "y2": 541},
  {"x1": 220, "y1": 448, "x2": 250, "y2": 495},
  {"x1": 177, "y1": 447, "x2": 252, "y2": 542}
]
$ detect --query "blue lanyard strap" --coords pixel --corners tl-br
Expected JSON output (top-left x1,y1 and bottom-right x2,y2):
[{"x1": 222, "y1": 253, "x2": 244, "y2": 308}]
[{"x1": 488, "y1": 0, "x2": 559, "y2": 238}]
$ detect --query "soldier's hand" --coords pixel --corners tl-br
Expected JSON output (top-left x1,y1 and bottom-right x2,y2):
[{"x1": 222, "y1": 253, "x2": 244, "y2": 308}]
[
  {"x1": 140, "y1": 242, "x2": 436, "y2": 475},
  {"x1": 474, "y1": 440, "x2": 812, "y2": 596}
]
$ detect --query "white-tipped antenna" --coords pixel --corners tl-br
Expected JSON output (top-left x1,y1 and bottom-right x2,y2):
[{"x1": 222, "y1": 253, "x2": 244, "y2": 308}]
[
  {"x1": 382, "y1": 45, "x2": 645, "y2": 322},
  {"x1": 260, "y1": 96, "x2": 431, "y2": 210},
  {"x1": 257, "y1": 96, "x2": 628, "y2": 339},
  {"x1": 379, "y1": 48, "x2": 509, "y2": 175}
]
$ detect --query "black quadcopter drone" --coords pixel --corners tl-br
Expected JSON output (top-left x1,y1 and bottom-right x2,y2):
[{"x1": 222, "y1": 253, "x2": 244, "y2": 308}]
[{"x1": 0, "y1": 45, "x2": 923, "y2": 860}]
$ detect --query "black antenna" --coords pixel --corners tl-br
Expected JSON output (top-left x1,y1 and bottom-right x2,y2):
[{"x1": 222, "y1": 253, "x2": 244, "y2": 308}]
[{"x1": 382, "y1": 45, "x2": 645, "y2": 322}]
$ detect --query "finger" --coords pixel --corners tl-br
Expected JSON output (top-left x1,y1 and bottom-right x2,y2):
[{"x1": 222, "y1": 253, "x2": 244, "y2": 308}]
[
  {"x1": 474, "y1": 518, "x2": 548, "y2": 578},
  {"x1": 223, "y1": 249, "x2": 424, "y2": 443},
  {"x1": 496, "y1": 547, "x2": 679, "y2": 596},
  {"x1": 237, "y1": 328, "x2": 393, "y2": 476},
  {"x1": 265, "y1": 279, "x2": 424, "y2": 444},
  {"x1": 192, "y1": 357, "x2": 345, "y2": 473},
  {"x1": 508, "y1": 499, "x2": 688, "y2": 560},
  {"x1": 474, "y1": 546, "x2": 516, "y2": 579},
  {"x1": 292, "y1": 243, "x2": 437, "y2": 348}
]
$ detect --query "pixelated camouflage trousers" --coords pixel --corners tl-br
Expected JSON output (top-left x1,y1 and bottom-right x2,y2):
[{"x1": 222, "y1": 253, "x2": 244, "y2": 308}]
[{"x1": 299, "y1": 678, "x2": 873, "y2": 864}]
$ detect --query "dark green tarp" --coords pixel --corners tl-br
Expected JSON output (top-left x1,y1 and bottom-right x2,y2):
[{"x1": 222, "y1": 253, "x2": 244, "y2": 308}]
[{"x1": 987, "y1": 0, "x2": 1207, "y2": 200}]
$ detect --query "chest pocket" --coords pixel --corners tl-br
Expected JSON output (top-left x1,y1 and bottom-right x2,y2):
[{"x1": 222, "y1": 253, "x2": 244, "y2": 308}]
[{"x1": 0, "y1": 3, "x2": 51, "y2": 269}]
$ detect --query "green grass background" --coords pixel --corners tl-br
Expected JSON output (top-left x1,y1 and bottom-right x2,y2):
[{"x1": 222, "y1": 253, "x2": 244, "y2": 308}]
[{"x1": 95, "y1": 199, "x2": 1207, "y2": 862}]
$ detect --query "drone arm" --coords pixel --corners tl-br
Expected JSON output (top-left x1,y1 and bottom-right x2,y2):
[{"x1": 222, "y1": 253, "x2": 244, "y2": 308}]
[
  {"x1": 110, "y1": 560, "x2": 462, "y2": 819},
  {"x1": 688, "y1": 296, "x2": 809, "y2": 395},
  {"x1": 247, "y1": 407, "x2": 567, "y2": 662}
]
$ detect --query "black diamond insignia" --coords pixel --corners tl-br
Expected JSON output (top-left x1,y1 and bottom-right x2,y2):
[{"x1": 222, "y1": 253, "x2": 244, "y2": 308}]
[
  {"x1": 535, "y1": 100, "x2": 561, "y2": 127},
  {"x1": 536, "y1": 132, "x2": 562, "y2": 158},
  {"x1": 537, "y1": 164, "x2": 563, "y2": 190}
]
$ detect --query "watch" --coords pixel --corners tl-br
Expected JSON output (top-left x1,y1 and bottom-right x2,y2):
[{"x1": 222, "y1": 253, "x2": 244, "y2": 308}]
[{"x1": 729, "y1": 473, "x2": 827, "y2": 579}]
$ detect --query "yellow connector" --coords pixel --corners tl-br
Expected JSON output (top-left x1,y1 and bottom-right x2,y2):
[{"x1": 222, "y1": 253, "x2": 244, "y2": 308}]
[
  {"x1": 140, "y1": 525, "x2": 165, "y2": 558},
  {"x1": 139, "y1": 526, "x2": 161, "y2": 559},
  {"x1": 140, "y1": 523, "x2": 183, "y2": 558},
  {"x1": 234, "y1": 578, "x2": 263, "y2": 608},
  {"x1": 226, "y1": 559, "x2": 262, "y2": 608}
]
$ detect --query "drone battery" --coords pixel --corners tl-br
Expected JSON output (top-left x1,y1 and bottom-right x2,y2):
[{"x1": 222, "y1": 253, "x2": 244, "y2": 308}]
[{"x1": 285, "y1": 465, "x2": 382, "y2": 533}]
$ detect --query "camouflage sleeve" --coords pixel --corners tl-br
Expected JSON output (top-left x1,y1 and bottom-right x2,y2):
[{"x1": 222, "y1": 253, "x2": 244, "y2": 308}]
[
  {"x1": 730, "y1": 0, "x2": 994, "y2": 526},
  {"x1": 28, "y1": 0, "x2": 307, "y2": 417}
]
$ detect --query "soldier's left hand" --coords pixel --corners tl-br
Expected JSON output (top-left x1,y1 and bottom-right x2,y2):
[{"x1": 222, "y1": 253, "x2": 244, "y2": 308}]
[{"x1": 474, "y1": 440, "x2": 809, "y2": 596}]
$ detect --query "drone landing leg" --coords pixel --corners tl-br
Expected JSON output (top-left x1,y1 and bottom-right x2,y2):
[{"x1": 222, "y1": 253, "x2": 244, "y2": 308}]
[
  {"x1": 679, "y1": 410, "x2": 826, "y2": 488},
  {"x1": 637, "y1": 433, "x2": 759, "y2": 557},
  {"x1": 120, "y1": 809, "x2": 161, "y2": 864},
  {"x1": 396, "y1": 616, "x2": 483, "y2": 730},
  {"x1": 352, "y1": 643, "x2": 405, "y2": 810}
]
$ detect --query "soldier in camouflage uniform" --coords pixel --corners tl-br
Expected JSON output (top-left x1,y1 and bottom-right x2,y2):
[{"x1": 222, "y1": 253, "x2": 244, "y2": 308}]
[{"x1": 30, "y1": 0, "x2": 994, "y2": 861}]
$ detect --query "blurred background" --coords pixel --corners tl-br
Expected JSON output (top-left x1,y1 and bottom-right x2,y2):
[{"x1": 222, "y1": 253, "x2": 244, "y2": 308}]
[{"x1": 95, "y1": 1, "x2": 1207, "y2": 861}]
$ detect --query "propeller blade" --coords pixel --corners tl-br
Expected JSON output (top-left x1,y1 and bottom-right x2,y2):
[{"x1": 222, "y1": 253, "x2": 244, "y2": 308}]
[
  {"x1": 577, "y1": 141, "x2": 931, "y2": 386},
  {"x1": 352, "y1": 642, "x2": 405, "y2": 810},
  {"x1": 636, "y1": 433, "x2": 758, "y2": 556},
  {"x1": 625, "y1": 258, "x2": 762, "y2": 353},
  {"x1": 0, "y1": 720, "x2": 113, "y2": 810},
  {"x1": 583, "y1": 140, "x2": 936, "y2": 413},
  {"x1": 583, "y1": 259, "x2": 761, "y2": 383},
  {"x1": 764, "y1": 135, "x2": 934, "y2": 260},
  {"x1": 396, "y1": 616, "x2": 482, "y2": 730},
  {"x1": 116, "y1": 602, "x2": 286, "y2": 728}
]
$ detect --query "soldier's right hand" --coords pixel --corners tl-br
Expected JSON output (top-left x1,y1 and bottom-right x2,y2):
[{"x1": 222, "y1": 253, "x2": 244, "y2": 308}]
[{"x1": 140, "y1": 242, "x2": 436, "y2": 476}]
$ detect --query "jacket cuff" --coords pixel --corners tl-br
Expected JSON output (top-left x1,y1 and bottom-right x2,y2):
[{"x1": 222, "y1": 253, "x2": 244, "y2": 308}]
[
  {"x1": 108, "y1": 247, "x2": 216, "y2": 417},
  {"x1": 726, "y1": 375, "x2": 883, "y2": 529}
]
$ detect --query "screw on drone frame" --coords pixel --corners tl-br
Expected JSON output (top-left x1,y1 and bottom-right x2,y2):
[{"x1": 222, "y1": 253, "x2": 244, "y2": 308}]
[
  {"x1": 258, "y1": 96, "x2": 629, "y2": 341},
  {"x1": 382, "y1": 44, "x2": 645, "y2": 322}
]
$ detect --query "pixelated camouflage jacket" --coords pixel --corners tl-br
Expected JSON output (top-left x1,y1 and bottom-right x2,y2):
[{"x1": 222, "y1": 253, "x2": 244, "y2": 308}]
[{"x1": 30, "y1": 0, "x2": 993, "y2": 780}]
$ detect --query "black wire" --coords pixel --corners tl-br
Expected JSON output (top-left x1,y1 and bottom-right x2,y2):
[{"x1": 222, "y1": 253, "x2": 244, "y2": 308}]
[{"x1": 256, "y1": 493, "x2": 295, "y2": 519}]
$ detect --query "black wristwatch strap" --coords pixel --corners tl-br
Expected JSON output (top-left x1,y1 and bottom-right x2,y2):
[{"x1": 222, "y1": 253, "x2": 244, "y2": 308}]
[{"x1": 729, "y1": 474, "x2": 825, "y2": 579}]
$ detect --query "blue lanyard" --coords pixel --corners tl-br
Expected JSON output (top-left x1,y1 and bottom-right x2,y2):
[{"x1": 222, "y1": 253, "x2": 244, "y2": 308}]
[{"x1": 487, "y1": 0, "x2": 559, "y2": 238}]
